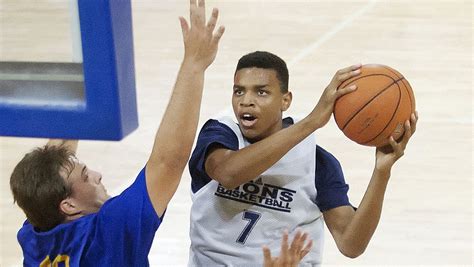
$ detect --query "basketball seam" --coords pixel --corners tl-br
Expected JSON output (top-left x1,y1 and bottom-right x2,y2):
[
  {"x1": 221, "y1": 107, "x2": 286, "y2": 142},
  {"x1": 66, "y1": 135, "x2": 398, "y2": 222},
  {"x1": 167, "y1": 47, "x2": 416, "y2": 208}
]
[
  {"x1": 402, "y1": 79, "x2": 414, "y2": 111},
  {"x1": 381, "y1": 65, "x2": 414, "y2": 111},
  {"x1": 380, "y1": 65, "x2": 403, "y2": 79},
  {"x1": 361, "y1": 80, "x2": 403, "y2": 145},
  {"x1": 341, "y1": 76, "x2": 403, "y2": 130},
  {"x1": 337, "y1": 73, "x2": 399, "y2": 128},
  {"x1": 337, "y1": 73, "x2": 395, "y2": 90}
]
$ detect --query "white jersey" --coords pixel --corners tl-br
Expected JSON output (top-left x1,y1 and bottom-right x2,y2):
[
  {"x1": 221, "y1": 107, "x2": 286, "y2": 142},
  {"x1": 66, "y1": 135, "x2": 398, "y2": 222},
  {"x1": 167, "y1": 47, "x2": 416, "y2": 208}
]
[{"x1": 189, "y1": 116, "x2": 324, "y2": 266}]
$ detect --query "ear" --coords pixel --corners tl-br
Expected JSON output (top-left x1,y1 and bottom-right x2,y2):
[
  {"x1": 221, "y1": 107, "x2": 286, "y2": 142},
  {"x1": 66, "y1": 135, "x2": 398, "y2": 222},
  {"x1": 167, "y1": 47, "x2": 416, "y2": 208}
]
[
  {"x1": 281, "y1": 91, "x2": 292, "y2": 111},
  {"x1": 59, "y1": 198, "x2": 80, "y2": 217}
]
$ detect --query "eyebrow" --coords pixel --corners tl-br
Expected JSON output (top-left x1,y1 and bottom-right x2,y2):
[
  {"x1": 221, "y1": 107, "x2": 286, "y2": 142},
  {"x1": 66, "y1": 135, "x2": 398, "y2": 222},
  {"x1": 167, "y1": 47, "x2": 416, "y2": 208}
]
[{"x1": 233, "y1": 84, "x2": 268, "y2": 90}]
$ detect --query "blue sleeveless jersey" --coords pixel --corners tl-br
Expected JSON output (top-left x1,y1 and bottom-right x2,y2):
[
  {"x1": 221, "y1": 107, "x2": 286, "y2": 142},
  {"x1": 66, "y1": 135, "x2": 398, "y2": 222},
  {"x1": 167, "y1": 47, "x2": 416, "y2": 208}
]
[{"x1": 17, "y1": 167, "x2": 162, "y2": 266}]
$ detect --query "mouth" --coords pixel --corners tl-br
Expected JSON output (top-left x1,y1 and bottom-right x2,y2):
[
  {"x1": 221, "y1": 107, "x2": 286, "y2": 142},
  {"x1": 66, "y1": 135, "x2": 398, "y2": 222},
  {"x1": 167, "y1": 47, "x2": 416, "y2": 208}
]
[{"x1": 239, "y1": 113, "x2": 258, "y2": 128}]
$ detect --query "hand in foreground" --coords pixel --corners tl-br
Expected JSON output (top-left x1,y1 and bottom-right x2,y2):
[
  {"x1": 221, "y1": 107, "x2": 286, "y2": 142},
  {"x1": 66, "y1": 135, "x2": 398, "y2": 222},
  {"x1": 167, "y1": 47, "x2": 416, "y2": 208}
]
[
  {"x1": 310, "y1": 64, "x2": 361, "y2": 127},
  {"x1": 375, "y1": 111, "x2": 418, "y2": 171},
  {"x1": 263, "y1": 230, "x2": 313, "y2": 267},
  {"x1": 179, "y1": 0, "x2": 225, "y2": 69}
]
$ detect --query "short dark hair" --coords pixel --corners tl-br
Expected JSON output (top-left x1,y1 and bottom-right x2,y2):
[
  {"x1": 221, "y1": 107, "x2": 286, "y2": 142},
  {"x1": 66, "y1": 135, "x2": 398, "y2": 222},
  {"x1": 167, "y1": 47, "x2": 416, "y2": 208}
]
[
  {"x1": 10, "y1": 145, "x2": 75, "y2": 231},
  {"x1": 235, "y1": 51, "x2": 289, "y2": 93}
]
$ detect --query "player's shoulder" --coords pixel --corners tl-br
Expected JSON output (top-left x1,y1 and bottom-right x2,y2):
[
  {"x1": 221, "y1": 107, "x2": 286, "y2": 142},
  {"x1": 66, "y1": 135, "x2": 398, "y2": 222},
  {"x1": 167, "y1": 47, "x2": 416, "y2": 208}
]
[
  {"x1": 316, "y1": 145, "x2": 341, "y2": 168},
  {"x1": 202, "y1": 118, "x2": 220, "y2": 127},
  {"x1": 202, "y1": 116, "x2": 236, "y2": 128},
  {"x1": 316, "y1": 144, "x2": 333, "y2": 156},
  {"x1": 198, "y1": 117, "x2": 238, "y2": 138},
  {"x1": 18, "y1": 216, "x2": 95, "y2": 253}
]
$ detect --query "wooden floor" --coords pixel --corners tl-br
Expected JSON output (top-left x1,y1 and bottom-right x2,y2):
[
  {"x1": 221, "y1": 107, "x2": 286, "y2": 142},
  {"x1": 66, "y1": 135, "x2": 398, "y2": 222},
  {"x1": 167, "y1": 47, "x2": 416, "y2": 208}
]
[{"x1": 1, "y1": 0, "x2": 472, "y2": 266}]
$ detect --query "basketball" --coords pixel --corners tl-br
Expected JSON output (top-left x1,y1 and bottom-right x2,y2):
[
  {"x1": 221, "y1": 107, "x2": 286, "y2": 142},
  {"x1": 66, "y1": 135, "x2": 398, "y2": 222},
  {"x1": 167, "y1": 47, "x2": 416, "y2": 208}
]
[{"x1": 333, "y1": 64, "x2": 415, "y2": 147}]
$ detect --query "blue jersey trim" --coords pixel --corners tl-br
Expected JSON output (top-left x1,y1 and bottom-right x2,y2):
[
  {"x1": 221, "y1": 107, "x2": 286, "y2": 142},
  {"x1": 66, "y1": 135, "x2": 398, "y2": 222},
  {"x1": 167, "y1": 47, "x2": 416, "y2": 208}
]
[
  {"x1": 315, "y1": 145, "x2": 351, "y2": 211},
  {"x1": 189, "y1": 119, "x2": 239, "y2": 193}
]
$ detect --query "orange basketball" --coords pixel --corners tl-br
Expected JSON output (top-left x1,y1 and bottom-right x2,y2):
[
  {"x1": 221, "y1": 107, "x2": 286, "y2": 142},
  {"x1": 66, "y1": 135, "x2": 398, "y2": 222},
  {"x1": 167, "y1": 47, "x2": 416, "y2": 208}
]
[{"x1": 333, "y1": 64, "x2": 415, "y2": 147}]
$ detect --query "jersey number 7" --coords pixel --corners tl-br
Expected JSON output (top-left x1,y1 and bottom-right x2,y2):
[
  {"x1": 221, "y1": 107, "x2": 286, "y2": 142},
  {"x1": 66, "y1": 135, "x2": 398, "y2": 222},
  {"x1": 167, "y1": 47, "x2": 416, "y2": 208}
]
[{"x1": 236, "y1": 210, "x2": 261, "y2": 244}]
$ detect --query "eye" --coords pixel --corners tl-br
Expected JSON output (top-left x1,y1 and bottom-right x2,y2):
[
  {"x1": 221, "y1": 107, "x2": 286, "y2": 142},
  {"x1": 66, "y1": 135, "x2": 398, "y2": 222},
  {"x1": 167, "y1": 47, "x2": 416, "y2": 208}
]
[
  {"x1": 257, "y1": 90, "x2": 268, "y2": 96},
  {"x1": 233, "y1": 89, "x2": 244, "y2": 96},
  {"x1": 83, "y1": 168, "x2": 90, "y2": 182}
]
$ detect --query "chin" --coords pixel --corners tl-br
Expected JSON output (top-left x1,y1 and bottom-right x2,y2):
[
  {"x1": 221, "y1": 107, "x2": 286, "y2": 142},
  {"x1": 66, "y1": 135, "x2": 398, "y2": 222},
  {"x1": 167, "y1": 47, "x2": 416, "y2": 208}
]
[
  {"x1": 100, "y1": 196, "x2": 110, "y2": 206},
  {"x1": 241, "y1": 125, "x2": 267, "y2": 141},
  {"x1": 241, "y1": 131, "x2": 263, "y2": 143}
]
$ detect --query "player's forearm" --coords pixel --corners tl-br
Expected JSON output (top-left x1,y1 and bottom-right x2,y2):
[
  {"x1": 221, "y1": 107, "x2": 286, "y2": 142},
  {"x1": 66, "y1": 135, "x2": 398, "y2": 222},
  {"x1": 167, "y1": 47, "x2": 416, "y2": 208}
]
[
  {"x1": 149, "y1": 60, "x2": 205, "y2": 170},
  {"x1": 339, "y1": 169, "x2": 390, "y2": 257},
  {"x1": 212, "y1": 115, "x2": 320, "y2": 188}
]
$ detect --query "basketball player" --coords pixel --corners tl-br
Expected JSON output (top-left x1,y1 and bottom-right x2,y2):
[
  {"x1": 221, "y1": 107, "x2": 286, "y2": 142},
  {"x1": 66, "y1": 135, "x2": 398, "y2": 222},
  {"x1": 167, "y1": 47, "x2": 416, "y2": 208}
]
[
  {"x1": 9, "y1": 0, "x2": 225, "y2": 265},
  {"x1": 188, "y1": 51, "x2": 418, "y2": 266}
]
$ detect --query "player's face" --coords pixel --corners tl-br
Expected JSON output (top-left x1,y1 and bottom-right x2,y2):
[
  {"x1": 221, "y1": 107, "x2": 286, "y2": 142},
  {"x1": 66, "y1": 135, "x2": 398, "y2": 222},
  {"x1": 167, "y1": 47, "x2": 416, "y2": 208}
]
[
  {"x1": 63, "y1": 158, "x2": 110, "y2": 215},
  {"x1": 232, "y1": 67, "x2": 291, "y2": 142}
]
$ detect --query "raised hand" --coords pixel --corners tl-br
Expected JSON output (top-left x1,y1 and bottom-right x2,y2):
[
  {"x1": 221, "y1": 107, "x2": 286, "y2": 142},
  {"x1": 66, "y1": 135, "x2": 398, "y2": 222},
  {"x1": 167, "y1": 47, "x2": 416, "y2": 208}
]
[
  {"x1": 310, "y1": 64, "x2": 361, "y2": 128},
  {"x1": 375, "y1": 111, "x2": 418, "y2": 171},
  {"x1": 179, "y1": 0, "x2": 225, "y2": 69},
  {"x1": 263, "y1": 230, "x2": 313, "y2": 267}
]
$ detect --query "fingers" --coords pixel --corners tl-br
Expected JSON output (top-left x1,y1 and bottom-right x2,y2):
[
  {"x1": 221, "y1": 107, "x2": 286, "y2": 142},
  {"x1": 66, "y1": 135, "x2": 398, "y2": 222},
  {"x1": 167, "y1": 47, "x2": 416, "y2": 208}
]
[
  {"x1": 264, "y1": 230, "x2": 314, "y2": 267},
  {"x1": 198, "y1": 0, "x2": 206, "y2": 26},
  {"x1": 330, "y1": 64, "x2": 361, "y2": 92},
  {"x1": 351, "y1": 63, "x2": 362, "y2": 70},
  {"x1": 179, "y1": 16, "x2": 189, "y2": 38},
  {"x1": 289, "y1": 230, "x2": 304, "y2": 254},
  {"x1": 404, "y1": 119, "x2": 412, "y2": 139},
  {"x1": 336, "y1": 68, "x2": 361, "y2": 83},
  {"x1": 334, "y1": 63, "x2": 361, "y2": 80},
  {"x1": 189, "y1": 2, "x2": 224, "y2": 44},
  {"x1": 207, "y1": 8, "x2": 218, "y2": 33},
  {"x1": 262, "y1": 246, "x2": 273, "y2": 267},
  {"x1": 212, "y1": 26, "x2": 225, "y2": 45},
  {"x1": 280, "y1": 230, "x2": 289, "y2": 256},
  {"x1": 300, "y1": 239, "x2": 313, "y2": 259},
  {"x1": 387, "y1": 136, "x2": 398, "y2": 152},
  {"x1": 209, "y1": 8, "x2": 225, "y2": 46},
  {"x1": 335, "y1": 84, "x2": 357, "y2": 98},
  {"x1": 190, "y1": 0, "x2": 205, "y2": 28},
  {"x1": 190, "y1": 0, "x2": 196, "y2": 22},
  {"x1": 339, "y1": 63, "x2": 362, "y2": 73},
  {"x1": 390, "y1": 133, "x2": 407, "y2": 160},
  {"x1": 398, "y1": 119, "x2": 412, "y2": 149},
  {"x1": 387, "y1": 111, "x2": 418, "y2": 151},
  {"x1": 289, "y1": 230, "x2": 312, "y2": 261},
  {"x1": 410, "y1": 111, "x2": 418, "y2": 135}
]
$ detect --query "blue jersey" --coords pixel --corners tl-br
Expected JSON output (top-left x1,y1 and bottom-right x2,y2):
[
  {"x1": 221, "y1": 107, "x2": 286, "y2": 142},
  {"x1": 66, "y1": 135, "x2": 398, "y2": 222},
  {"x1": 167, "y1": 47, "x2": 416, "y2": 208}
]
[
  {"x1": 17, "y1": 167, "x2": 162, "y2": 267},
  {"x1": 188, "y1": 117, "x2": 351, "y2": 266}
]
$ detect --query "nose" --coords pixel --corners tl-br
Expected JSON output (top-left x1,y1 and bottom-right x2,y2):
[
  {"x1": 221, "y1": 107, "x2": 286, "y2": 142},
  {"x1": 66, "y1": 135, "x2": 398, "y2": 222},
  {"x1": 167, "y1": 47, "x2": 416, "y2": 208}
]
[
  {"x1": 90, "y1": 170, "x2": 102, "y2": 184},
  {"x1": 240, "y1": 92, "x2": 255, "y2": 107}
]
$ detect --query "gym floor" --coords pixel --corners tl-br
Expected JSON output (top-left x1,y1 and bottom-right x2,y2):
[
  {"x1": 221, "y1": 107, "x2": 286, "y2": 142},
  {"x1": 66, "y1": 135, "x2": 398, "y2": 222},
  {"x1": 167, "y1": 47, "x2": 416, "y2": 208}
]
[{"x1": 1, "y1": 0, "x2": 472, "y2": 266}]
